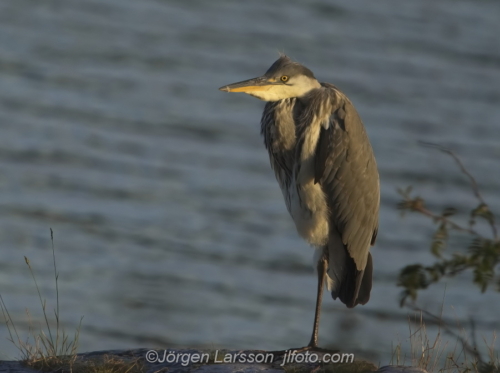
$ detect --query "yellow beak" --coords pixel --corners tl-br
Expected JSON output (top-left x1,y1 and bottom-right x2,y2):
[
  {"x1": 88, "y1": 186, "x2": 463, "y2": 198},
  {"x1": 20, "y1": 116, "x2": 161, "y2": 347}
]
[{"x1": 219, "y1": 77, "x2": 277, "y2": 93}]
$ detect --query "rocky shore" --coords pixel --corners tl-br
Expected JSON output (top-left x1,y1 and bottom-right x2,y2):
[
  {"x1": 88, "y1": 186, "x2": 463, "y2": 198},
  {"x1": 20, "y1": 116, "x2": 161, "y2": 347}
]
[{"x1": 0, "y1": 348, "x2": 428, "y2": 373}]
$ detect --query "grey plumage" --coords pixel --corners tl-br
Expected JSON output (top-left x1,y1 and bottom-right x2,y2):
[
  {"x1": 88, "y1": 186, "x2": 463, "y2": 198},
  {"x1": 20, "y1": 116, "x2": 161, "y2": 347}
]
[
  {"x1": 220, "y1": 54, "x2": 380, "y2": 347},
  {"x1": 261, "y1": 80, "x2": 379, "y2": 307}
]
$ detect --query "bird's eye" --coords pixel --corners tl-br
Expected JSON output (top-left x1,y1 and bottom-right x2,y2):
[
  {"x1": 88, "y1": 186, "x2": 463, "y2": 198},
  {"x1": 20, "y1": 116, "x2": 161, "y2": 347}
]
[{"x1": 281, "y1": 75, "x2": 289, "y2": 82}]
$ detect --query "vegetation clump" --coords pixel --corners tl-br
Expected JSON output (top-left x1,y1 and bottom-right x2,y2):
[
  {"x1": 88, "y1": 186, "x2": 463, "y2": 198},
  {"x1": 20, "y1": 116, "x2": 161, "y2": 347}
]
[
  {"x1": 0, "y1": 229, "x2": 82, "y2": 370},
  {"x1": 397, "y1": 144, "x2": 499, "y2": 306}
]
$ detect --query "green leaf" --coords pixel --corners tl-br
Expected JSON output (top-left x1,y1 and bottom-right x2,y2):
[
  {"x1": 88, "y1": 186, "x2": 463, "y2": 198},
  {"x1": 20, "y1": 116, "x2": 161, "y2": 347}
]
[
  {"x1": 431, "y1": 240, "x2": 444, "y2": 257},
  {"x1": 431, "y1": 223, "x2": 448, "y2": 257},
  {"x1": 471, "y1": 203, "x2": 495, "y2": 226},
  {"x1": 442, "y1": 207, "x2": 457, "y2": 217}
]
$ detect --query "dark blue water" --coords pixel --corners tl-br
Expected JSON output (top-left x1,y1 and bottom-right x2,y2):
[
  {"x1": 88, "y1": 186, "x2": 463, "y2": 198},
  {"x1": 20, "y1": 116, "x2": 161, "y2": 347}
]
[{"x1": 1, "y1": 0, "x2": 499, "y2": 363}]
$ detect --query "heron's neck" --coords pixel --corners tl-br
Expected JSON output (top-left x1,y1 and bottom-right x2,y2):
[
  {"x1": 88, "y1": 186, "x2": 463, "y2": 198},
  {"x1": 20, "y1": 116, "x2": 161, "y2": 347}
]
[
  {"x1": 273, "y1": 99, "x2": 298, "y2": 151},
  {"x1": 254, "y1": 77, "x2": 321, "y2": 101}
]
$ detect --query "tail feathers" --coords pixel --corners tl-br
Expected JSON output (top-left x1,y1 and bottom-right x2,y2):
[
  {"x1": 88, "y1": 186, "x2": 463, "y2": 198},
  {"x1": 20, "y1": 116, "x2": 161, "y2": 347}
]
[
  {"x1": 327, "y1": 237, "x2": 373, "y2": 308},
  {"x1": 355, "y1": 253, "x2": 373, "y2": 305}
]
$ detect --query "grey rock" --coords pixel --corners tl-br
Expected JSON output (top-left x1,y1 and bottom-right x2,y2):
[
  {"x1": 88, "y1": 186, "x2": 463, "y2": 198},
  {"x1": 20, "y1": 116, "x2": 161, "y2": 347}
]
[
  {"x1": 0, "y1": 349, "x2": 427, "y2": 373},
  {"x1": 0, "y1": 361, "x2": 40, "y2": 373},
  {"x1": 377, "y1": 365, "x2": 429, "y2": 373}
]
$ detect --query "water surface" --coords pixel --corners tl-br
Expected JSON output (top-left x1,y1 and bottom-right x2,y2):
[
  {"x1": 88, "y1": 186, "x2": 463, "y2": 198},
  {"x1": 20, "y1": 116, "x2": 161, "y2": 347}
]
[{"x1": 1, "y1": 0, "x2": 500, "y2": 362}]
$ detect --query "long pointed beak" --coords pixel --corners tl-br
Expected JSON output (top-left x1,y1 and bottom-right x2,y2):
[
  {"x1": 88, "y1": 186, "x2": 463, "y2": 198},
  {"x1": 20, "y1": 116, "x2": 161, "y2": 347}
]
[{"x1": 219, "y1": 76, "x2": 277, "y2": 93}]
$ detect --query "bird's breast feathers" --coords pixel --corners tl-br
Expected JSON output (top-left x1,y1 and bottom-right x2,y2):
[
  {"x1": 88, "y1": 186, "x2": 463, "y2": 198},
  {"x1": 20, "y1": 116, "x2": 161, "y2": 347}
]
[{"x1": 288, "y1": 89, "x2": 338, "y2": 246}]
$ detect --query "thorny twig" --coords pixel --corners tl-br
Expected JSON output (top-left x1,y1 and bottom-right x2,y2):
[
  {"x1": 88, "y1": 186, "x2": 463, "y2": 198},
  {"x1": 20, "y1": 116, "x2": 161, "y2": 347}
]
[
  {"x1": 405, "y1": 199, "x2": 478, "y2": 236},
  {"x1": 419, "y1": 141, "x2": 498, "y2": 240},
  {"x1": 397, "y1": 144, "x2": 500, "y2": 304}
]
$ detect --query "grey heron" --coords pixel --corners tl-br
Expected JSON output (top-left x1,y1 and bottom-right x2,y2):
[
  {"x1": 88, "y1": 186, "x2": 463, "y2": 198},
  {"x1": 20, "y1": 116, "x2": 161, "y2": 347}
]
[{"x1": 219, "y1": 55, "x2": 380, "y2": 349}]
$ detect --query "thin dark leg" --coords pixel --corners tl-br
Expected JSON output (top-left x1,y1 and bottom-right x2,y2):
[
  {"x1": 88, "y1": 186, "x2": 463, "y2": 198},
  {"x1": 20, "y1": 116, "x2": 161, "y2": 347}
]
[
  {"x1": 268, "y1": 248, "x2": 336, "y2": 359},
  {"x1": 307, "y1": 249, "x2": 328, "y2": 348}
]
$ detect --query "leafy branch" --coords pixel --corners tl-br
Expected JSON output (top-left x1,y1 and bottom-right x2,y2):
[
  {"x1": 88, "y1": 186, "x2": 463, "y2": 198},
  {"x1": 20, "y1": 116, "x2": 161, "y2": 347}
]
[{"x1": 397, "y1": 143, "x2": 500, "y2": 306}]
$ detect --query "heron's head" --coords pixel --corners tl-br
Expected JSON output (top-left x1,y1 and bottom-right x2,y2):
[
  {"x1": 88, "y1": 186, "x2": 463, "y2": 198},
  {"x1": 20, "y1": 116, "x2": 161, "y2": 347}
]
[{"x1": 219, "y1": 55, "x2": 321, "y2": 101}]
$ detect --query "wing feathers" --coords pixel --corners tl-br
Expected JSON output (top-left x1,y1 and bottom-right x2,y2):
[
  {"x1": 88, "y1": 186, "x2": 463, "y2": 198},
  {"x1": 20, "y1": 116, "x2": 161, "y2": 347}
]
[{"x1": 308, "y1": 85, "x2": 379, "y2": 306}]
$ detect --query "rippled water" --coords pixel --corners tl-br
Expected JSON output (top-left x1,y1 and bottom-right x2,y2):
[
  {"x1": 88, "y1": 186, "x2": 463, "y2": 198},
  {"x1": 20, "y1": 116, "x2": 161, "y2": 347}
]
[{"x1": 1, "y1": 0, "x2": 500, "y2": 362}]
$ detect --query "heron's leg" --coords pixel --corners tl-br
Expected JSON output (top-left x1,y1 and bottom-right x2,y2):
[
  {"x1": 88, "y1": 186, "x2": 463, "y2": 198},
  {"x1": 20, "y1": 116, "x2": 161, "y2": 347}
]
[
  {"x1": 268, "y1": 248, "x2": 332, "y2": 358},
  {"x1": 308, "y1": 248, "x2": 328, "y2": 348}
]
